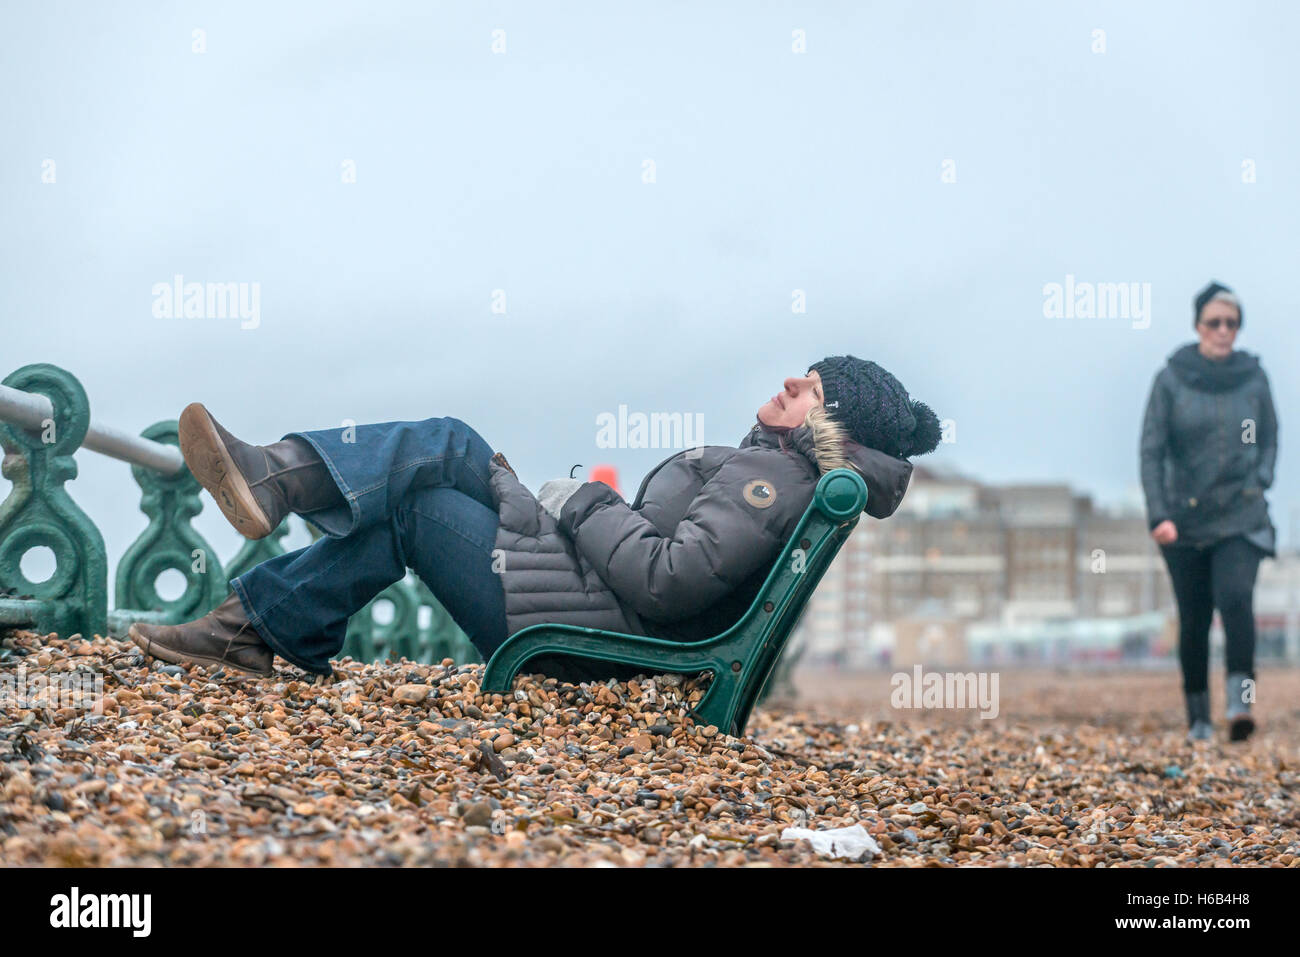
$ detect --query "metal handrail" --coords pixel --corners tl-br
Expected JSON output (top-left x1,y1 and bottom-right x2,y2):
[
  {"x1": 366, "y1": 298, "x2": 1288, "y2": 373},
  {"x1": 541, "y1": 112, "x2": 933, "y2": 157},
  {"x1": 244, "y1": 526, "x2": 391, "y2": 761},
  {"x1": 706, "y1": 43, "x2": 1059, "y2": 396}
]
[{"x1": 0, "y1": 382, "x2": 184, "y2": 476}]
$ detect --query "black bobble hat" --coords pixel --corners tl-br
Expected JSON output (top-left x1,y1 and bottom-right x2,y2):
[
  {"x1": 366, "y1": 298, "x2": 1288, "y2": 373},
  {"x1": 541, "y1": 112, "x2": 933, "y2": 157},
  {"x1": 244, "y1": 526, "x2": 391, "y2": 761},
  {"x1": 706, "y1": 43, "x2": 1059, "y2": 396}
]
[
  {"x1": 808, "y1": 354, "x2": 942, "y2": 459},
  {"x1": 1193, "y1": 281, "x2": 1243, "y2": 329}
]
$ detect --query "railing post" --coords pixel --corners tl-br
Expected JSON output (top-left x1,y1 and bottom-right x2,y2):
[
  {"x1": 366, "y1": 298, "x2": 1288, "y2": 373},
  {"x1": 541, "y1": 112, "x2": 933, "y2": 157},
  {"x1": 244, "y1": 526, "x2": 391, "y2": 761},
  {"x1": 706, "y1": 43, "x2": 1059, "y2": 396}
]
[
  {"x1": 341, "y1": 578, "x2": 418, "y2": 664},
  {"x1": 414, "y1": 579, "x2": 480, "y2": 664},
  {"x1": 337, "y1": 576, "x2": 479, "y2": 666},
  {"x1": 0, "y1": 364, "x2": 108, "y2": 637},
  {"x1": 111, "y1": 420, "x2": 227, "y2": 633},
  {"x1": 757, "y1": 631, "x2": 807, "y2": 705}
]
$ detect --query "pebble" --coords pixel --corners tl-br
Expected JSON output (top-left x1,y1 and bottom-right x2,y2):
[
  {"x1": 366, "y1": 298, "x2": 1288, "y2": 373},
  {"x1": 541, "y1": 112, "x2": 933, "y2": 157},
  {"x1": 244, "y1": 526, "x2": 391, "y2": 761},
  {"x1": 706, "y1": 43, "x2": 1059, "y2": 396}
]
[
  {"x1": 461, "y1": 801, "x2": 493, "y2": 827},
  {"x1": 393, "y1": 684, "x2": 430, "y2": 705}
]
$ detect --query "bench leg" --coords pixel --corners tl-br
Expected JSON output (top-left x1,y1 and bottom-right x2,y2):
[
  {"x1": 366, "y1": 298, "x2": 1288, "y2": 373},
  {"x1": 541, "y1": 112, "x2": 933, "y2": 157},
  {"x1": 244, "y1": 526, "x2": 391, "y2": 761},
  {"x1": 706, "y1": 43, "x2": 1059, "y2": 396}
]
[{"x1": 482, "y1": 626, "x2": 766, "y2": 737}]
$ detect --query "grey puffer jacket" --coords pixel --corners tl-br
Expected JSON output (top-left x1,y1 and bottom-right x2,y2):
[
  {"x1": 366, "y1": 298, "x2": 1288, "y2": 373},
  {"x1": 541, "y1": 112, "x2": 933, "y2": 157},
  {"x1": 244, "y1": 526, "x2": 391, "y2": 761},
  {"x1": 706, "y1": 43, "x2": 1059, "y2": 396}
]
[
  {"x1": 1140, "y1": 343, "x2": 1279, "y2": 555},
  {"x1": 488, "y1": 405, "x2": 913, "y2": 645}
]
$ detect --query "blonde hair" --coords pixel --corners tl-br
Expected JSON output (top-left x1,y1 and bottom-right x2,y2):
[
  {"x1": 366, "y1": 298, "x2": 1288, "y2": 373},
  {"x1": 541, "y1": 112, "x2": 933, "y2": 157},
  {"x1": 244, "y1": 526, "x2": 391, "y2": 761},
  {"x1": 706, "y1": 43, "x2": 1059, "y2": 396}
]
[{"x1": 802, "y1": 403, "x2": 852, "y2": 474}]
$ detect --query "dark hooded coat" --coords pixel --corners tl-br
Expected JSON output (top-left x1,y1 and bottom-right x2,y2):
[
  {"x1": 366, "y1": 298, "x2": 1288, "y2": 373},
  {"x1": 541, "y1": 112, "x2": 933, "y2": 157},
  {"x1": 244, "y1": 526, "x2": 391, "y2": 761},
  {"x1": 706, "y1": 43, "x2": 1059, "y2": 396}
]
[
  {"x1": 1140, "y1": 343, "x2": 1279, "y2": 555},
  {"x1": 487, "y1": 405, "x2": 913, "y2": 646}
]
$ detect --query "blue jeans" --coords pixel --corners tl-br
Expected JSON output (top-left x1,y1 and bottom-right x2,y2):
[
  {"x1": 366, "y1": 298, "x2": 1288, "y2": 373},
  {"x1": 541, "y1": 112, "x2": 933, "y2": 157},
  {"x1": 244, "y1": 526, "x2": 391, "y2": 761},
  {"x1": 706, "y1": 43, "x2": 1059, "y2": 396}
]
[{"x1": 229, "y1": 417, "x2": 508, "y2": 675}]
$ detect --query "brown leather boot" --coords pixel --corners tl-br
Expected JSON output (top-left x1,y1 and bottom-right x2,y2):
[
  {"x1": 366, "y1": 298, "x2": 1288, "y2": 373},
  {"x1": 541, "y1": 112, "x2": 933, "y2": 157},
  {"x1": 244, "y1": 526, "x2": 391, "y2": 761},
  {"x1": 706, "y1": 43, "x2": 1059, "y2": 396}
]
[
  {"x1": 128, "y1": 594, "x2": 274, "y2": 676},
  {"x1": 178, "y1": 402, "x2": 342, "y2": 539}
]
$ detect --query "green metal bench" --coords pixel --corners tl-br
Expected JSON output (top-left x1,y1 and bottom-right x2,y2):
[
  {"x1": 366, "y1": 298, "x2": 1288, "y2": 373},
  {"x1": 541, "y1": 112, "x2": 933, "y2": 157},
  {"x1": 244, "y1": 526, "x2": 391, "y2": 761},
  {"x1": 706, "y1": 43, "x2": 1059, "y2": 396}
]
[{"x1": 482, "y1": 467, "x2": 868, "y2": 737}]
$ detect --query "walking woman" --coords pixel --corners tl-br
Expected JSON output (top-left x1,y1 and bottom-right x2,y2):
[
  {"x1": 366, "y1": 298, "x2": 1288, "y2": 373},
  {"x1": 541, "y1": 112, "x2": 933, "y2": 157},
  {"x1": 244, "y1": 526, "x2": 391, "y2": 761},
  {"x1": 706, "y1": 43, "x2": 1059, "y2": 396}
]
[
  {"x1": 1140, "y1": 282, "x2": 1280, "y2": 742},
  {"x1": 129, "y1": 356, "x2": 941, "y2": 684}
]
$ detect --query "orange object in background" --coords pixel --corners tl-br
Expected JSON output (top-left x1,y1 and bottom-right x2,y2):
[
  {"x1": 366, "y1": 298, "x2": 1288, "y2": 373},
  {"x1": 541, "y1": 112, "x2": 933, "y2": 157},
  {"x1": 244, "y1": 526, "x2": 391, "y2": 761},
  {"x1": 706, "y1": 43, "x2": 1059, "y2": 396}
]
[{"x1": 588, "y1": 464, "x2": 620, "y2": 495}]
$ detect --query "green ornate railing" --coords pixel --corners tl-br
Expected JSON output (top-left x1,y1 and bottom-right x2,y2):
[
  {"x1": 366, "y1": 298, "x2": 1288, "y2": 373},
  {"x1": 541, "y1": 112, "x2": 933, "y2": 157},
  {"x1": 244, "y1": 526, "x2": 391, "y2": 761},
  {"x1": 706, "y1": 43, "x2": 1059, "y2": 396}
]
[
  {"x1": 0, "y1": 363, "x2": 478, "y2": 669},
  {"x1": 0, "y1": 364, "x2": 107, "y2": 638}
]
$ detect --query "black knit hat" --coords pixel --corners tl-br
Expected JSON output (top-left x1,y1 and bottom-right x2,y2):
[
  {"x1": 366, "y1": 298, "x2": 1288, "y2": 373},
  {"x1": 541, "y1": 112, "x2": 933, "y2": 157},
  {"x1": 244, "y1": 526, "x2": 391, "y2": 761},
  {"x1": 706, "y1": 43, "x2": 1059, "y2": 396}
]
[
  {"x1": 1193, "y1": 281, "x2": 1243, "y2": 329},
  {"x1": 808, "y1": 355, "x2": 942, "y2": 459}
]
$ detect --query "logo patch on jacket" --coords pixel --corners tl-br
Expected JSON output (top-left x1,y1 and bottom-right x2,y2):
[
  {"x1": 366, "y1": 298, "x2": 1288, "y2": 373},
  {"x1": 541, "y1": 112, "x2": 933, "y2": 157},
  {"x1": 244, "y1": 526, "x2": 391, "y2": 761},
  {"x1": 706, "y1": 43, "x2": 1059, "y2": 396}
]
[{"x1": 743, "y1": 479, "x2": 777, "y2": 509}]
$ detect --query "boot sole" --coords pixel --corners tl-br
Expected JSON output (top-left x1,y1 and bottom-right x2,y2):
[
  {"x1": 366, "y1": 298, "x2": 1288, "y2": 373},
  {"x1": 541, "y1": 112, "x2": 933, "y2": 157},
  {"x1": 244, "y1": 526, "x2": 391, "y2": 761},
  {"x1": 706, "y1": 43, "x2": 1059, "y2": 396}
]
[
  {"x1": 127, "y1": 624, "x2": 272, "y2": 677},
  {"x1": 178, "y1": 402, "x2": 274, "y2": 540},
  {"x1": 1229, "y1": 716, "x2": 1255, "y2": 742}
]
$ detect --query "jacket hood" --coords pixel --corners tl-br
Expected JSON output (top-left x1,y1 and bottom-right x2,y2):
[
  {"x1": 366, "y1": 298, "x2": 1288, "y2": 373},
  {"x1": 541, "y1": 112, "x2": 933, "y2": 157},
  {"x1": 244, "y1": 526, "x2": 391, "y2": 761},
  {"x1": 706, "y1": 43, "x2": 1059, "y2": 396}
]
[
  {"x1": 741, "y1": 404, "x2": 913, "y2": 519},
  {"x1": 1167, "y1": 343, "x2": 1261, "y2": 393}
]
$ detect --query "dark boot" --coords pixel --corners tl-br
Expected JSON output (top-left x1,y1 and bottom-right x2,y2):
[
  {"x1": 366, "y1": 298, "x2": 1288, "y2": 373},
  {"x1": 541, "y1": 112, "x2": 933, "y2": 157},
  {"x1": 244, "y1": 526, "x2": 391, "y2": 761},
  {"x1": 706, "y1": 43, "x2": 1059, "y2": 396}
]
[
  {"x1": 128, "y1": 594, "x2": 273, "y2": 676},
  {"x1": 1185, "y1": 689, "x2": 1212, "y2": 742},
  {"x1": 178, "y1": 402, "x2": 342, "y2": 539},
  {"x1": 1225, "y1": 672, "x2": 1255, "y2": 742}
]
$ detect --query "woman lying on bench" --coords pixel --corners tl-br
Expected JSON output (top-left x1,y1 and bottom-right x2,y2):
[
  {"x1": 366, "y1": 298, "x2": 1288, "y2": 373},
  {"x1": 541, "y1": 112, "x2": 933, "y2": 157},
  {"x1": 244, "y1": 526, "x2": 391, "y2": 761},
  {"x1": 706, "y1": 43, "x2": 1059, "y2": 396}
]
[{"x1": 129, "y1": 355, "x2": 941, "y2": 680}]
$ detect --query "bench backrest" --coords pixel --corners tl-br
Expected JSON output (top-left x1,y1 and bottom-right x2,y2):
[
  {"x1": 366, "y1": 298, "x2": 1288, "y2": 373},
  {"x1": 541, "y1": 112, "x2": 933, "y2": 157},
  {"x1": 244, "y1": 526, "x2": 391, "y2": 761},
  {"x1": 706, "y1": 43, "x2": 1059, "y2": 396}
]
[{"x1": 716, "y1": 467, "x2": 867, "y2": 733}]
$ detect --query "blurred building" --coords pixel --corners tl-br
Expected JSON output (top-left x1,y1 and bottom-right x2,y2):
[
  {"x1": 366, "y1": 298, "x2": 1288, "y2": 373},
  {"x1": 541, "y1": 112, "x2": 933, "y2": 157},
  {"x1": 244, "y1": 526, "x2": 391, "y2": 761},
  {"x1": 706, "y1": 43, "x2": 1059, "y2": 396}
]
[
  {"x1": 797, "y1": 463, "x2": 1181, "y2": 666},
  {"x1": 1250, "y1": 552, "x2": 1300, "y2": 659}
]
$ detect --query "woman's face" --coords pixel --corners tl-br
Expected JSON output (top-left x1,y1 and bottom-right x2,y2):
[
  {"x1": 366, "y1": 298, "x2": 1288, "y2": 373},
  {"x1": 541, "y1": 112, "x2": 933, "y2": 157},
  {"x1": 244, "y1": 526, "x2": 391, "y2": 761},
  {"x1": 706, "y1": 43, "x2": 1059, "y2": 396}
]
[
  {"x1": 1196, "y1": 299, "x2": 1240, "y2": 360},
  {"x1": 757, "y1": 369, "x2": 825, "y2": 428}
]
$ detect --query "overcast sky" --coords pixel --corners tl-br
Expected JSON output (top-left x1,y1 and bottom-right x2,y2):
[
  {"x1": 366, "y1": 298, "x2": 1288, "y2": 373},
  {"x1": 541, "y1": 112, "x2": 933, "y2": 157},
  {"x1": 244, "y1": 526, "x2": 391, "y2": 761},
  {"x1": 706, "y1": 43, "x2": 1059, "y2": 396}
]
[{"x1": 3, "y1": 1, "x2": 1297, "y2": 597}]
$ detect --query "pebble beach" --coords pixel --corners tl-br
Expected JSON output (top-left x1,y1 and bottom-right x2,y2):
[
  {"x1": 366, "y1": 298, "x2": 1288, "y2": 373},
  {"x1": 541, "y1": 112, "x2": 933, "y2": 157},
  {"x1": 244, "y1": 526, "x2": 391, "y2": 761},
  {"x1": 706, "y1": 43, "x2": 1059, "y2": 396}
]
[{"x1": 2, "y1": 630, "x2": 1297, "y2": 867}]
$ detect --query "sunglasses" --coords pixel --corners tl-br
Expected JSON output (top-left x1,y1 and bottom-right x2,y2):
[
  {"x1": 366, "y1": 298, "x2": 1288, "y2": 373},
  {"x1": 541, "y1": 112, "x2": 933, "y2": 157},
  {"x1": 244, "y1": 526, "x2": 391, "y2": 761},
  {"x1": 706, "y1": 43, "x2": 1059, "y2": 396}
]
[{"x1": 1200, "y1": 318, "x2": 1240, "y2": 331}]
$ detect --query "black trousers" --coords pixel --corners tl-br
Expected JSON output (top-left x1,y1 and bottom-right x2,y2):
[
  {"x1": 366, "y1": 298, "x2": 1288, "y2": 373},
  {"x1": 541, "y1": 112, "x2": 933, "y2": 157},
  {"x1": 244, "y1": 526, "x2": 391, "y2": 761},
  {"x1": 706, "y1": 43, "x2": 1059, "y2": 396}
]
[{"x1": 1160, "y1": 536, "x2": 1263, "y2": 693}]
